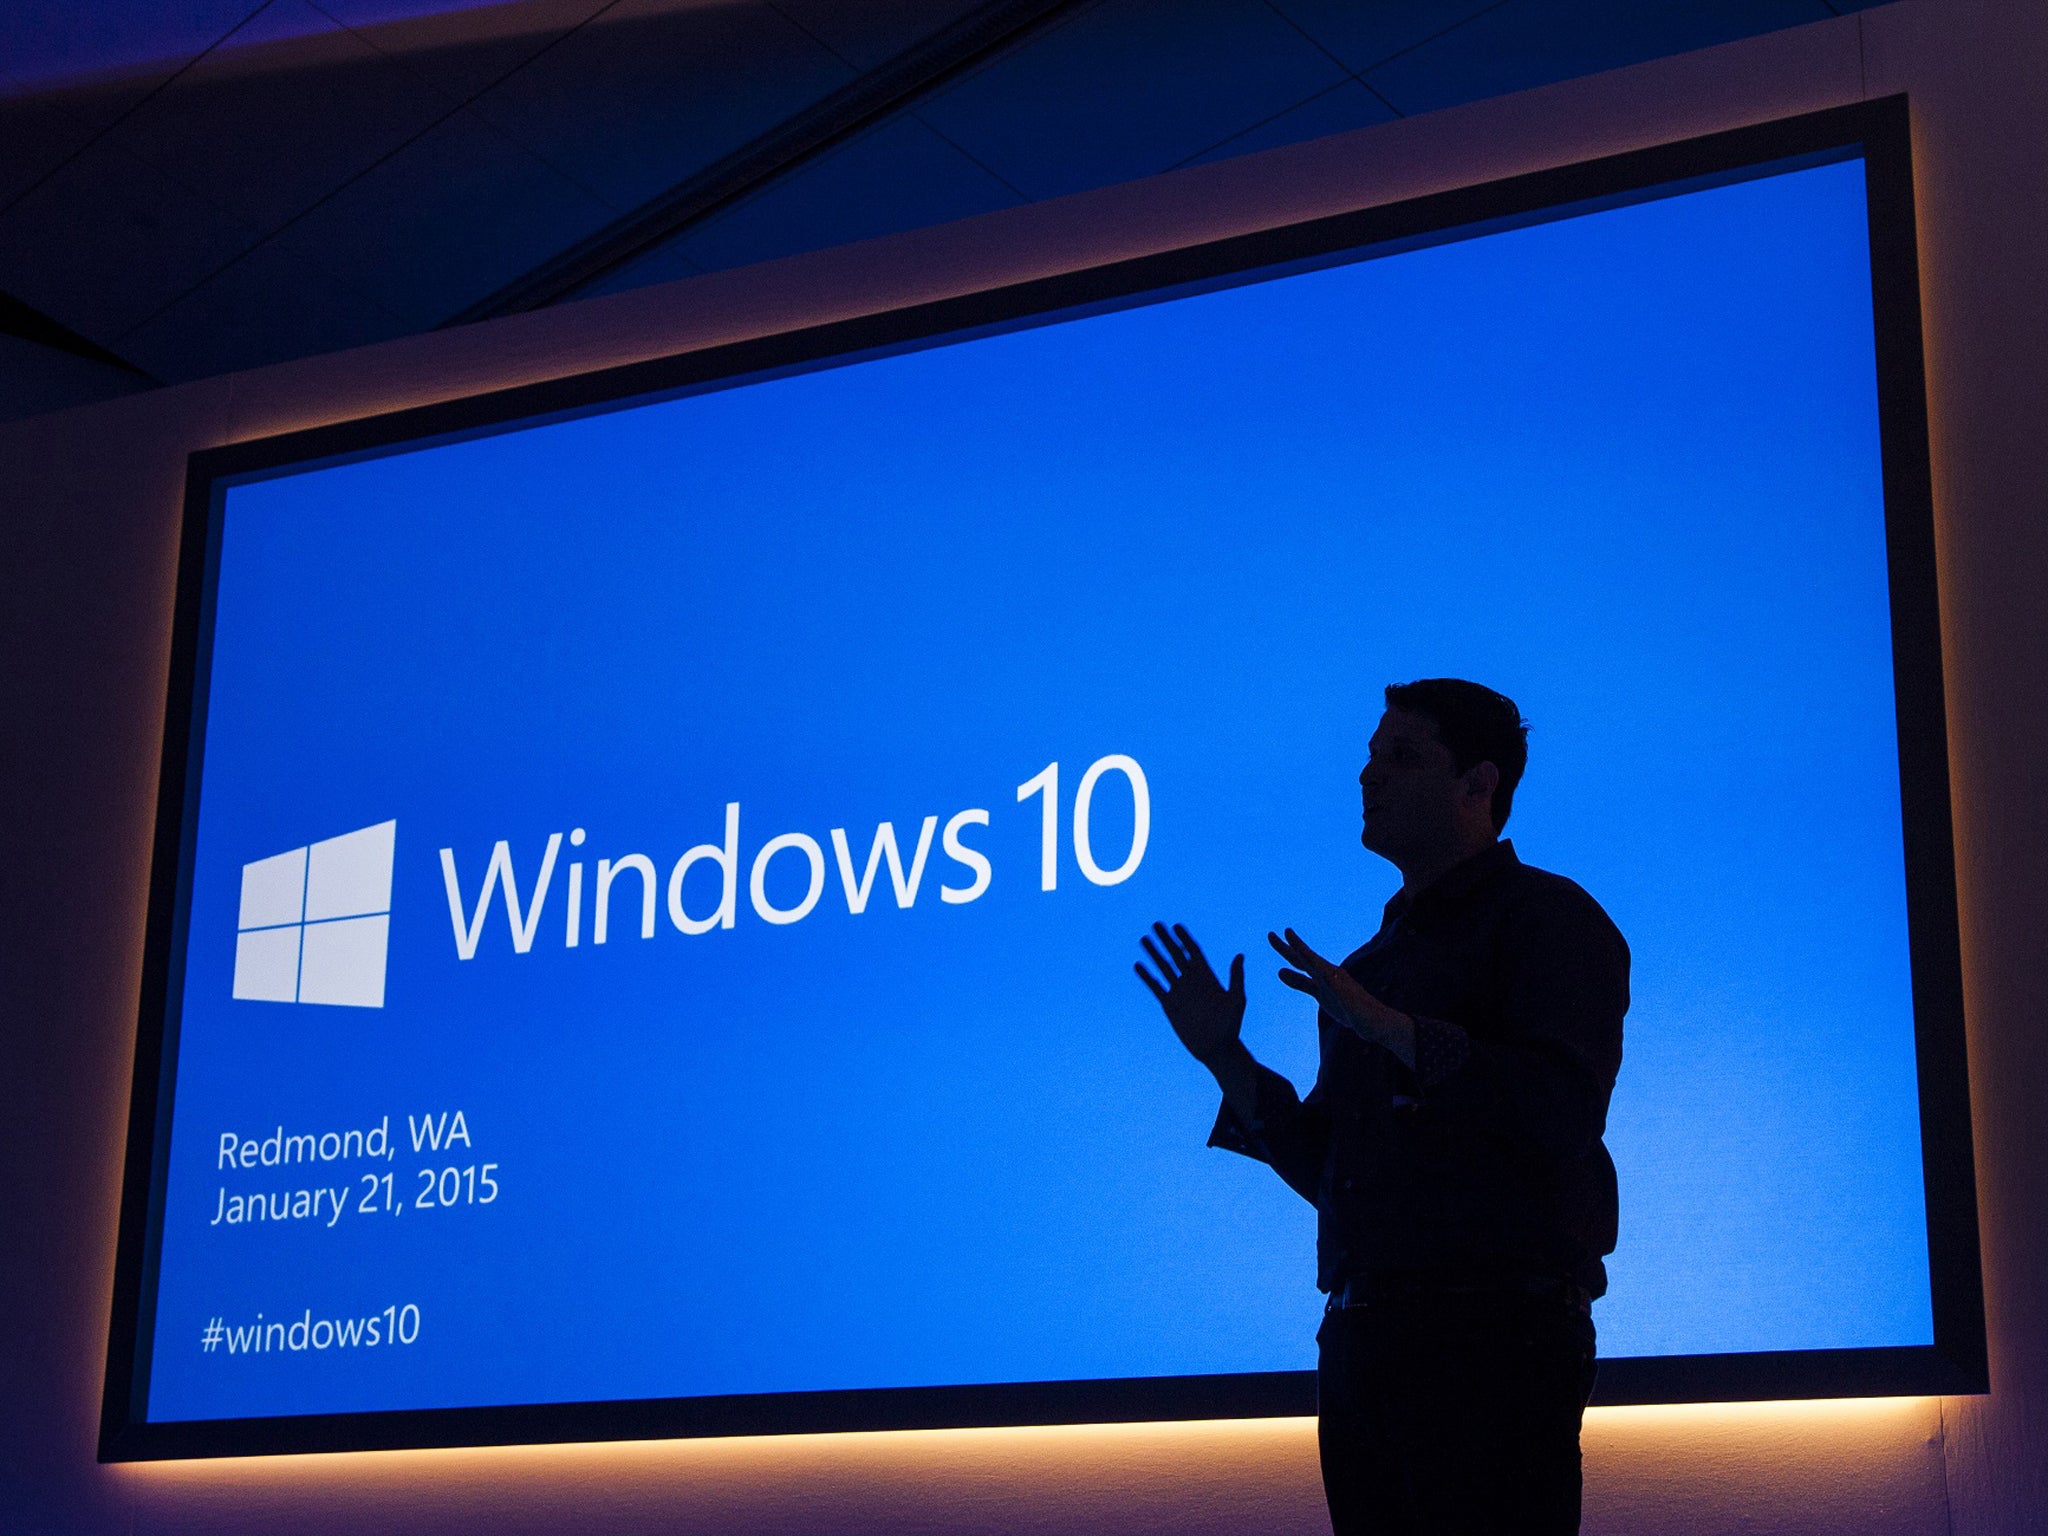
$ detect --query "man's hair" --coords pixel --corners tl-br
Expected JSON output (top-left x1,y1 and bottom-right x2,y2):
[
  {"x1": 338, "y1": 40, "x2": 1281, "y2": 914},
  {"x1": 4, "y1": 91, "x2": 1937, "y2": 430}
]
[{"x1": 1383, "y1": 678, "x2": 1529, "y2": 832}]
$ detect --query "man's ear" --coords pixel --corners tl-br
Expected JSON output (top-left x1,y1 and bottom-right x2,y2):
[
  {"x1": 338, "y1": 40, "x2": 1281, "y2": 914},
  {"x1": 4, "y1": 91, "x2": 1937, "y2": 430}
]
[{"x1": 1463, "y1": 760, "x2": 1500, "y2": 807}]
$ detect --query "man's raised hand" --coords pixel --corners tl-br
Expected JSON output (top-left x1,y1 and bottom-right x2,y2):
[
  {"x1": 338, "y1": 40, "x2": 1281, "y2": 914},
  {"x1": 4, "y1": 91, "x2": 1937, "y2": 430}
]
[
  {"x1": 1136, "y1": 922, "x2": 1246, "y2": 1068},
  {"x1": 1268, "y1": 927, "x2": 1415, "y2": 1066}
]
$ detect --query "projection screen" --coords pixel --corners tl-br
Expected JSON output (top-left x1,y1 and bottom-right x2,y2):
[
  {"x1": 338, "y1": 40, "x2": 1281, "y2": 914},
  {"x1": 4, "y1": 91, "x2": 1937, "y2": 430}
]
[{"x1": 101, "y1": 98, "x2": 1984, "y2": 1460}]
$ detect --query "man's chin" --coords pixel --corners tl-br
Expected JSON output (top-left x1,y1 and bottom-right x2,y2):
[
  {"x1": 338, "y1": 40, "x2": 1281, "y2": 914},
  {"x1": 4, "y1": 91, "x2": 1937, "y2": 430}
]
[{"x1": 1360, "y1": 823, "x2": 1412, "y2": 865}]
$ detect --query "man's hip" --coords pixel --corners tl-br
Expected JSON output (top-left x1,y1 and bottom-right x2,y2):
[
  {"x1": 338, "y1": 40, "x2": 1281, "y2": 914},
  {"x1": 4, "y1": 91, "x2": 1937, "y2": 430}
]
[{"x1": 1316, "y1": 1286, "x2": 1598, "y2": 1536}]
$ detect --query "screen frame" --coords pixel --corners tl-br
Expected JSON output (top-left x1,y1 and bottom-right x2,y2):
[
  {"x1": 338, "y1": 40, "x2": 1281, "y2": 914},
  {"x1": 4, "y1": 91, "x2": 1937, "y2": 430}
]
[{"x1": 99, "y1": 94, "x2": 1985, "y2": 1463}]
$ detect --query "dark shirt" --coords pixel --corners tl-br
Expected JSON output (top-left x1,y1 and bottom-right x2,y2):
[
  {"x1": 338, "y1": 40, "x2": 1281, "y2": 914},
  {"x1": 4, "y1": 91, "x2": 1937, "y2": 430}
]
[{"x1": 1210, "y1": 840, "x2": 1628, "y2": 1297}]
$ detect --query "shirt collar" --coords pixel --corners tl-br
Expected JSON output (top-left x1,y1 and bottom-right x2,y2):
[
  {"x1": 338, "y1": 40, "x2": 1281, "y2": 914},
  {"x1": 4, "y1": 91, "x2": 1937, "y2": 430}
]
[{"x1": 1382, "y1": 839, "x2": 1519, "y2": 927}]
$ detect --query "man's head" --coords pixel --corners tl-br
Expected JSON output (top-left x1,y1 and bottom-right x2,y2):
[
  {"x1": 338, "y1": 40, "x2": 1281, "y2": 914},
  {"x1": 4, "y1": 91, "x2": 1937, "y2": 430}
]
[{"x1": 1360, "y1": 679, "x2": 1528, "y2": 874}]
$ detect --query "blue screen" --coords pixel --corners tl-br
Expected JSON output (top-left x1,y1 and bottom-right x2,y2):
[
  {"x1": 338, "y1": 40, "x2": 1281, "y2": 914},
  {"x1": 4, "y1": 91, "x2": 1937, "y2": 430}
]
[{"x1": 143, "y1": 157, "x2": 1932, "y2": 1423}]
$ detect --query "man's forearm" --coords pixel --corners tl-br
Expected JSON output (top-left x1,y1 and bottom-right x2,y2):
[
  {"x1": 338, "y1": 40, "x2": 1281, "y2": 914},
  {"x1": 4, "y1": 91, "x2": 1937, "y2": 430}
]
[
  {"x1": 1206, "y1": 1041, "x2": 1263, "y2": 1127},
  {"x1": 1359, "y1": 1010, "x2": 1417, "y2": 1071}
]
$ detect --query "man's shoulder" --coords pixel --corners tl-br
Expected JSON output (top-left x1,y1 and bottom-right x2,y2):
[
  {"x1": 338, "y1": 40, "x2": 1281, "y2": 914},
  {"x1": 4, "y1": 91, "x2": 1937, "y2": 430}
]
[
  {"x1": 1493, "y1": 857, "x2": 1627, "y2": 951},
  {"x1": 1497, "y1": 855, "x2": 1598, "y2": 905}
]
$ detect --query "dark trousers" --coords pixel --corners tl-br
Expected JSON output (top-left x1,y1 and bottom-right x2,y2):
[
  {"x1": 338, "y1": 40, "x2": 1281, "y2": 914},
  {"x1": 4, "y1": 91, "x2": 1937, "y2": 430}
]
[{"x1": 1316, "y1": 1291, "x2": 1598, "y2": 1536}]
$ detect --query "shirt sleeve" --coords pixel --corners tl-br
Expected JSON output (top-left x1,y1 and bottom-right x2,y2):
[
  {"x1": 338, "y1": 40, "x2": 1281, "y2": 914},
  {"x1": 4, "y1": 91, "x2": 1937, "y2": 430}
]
[
  {"x1": 1413, "y1": 883, "x2": 1629, "y2": 1164},
  {"x1": 1410, "y1": 1013, "x2": 1473, "y2": 1086},
  {"x1": 1207, "y1": 1064, "x2": 1327, "y2": 1207}
]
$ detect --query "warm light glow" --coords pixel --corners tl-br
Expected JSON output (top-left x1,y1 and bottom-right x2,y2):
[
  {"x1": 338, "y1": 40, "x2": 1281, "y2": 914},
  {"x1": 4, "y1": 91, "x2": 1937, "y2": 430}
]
[
  {"x1": 113, "y1": 1398, "x2": 1939, "y2": 1485},
  {"x1": 112, "y1": 1415, "x2": 1315, "y2": 1481},
  {"x1": 1587, "y1": 1394, "x2": 1936, "y2": 1431},
  {"x1": 104, "y1": 1403, "x2": 1952, "y2": 1536}
]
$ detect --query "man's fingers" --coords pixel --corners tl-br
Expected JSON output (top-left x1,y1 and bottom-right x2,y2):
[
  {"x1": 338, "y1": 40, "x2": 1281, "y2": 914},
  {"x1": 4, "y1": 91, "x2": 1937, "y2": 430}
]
[
  {"x1": 1152, "y1": 921, "x2": 1190, "y2": 969},
  {"x1": 1228, "y1": 952, "x2": 1245, "y2": 997},
  {"x1": 1134, "y1": 962, "x2": 1169, "y2": 1003},
  {"x1": 1281, "y1": 927, "x2": 1333, "y2": 974},
  {"x1": 1276, "y1": 968, "x2": 1318, "y2": 995},
  {"x1": 1285, "y1": 927, "x2": 1326, "y2": 961},
  {"x1": 1267, "y1": 930, "x2": 1310, "y2": 969},
  {"x1": 1140, "y1": 934, "x2": 1176, "y2": 981},
  {"x1": 1164, "y1": 923, "x2": 1220, "y2": 984}
]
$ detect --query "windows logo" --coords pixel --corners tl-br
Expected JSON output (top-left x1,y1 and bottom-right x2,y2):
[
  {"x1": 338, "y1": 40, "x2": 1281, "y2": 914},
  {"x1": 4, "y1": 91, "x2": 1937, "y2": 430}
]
[{"x1": 232, "y1": 821, "x2": 396, "y2": 1008}]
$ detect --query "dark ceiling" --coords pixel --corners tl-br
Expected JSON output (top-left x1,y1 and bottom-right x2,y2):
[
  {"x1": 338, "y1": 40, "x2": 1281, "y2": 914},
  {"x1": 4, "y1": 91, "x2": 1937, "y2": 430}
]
[{"x1": 0, "y1": 0, "x2": 1882, "y2": 421}]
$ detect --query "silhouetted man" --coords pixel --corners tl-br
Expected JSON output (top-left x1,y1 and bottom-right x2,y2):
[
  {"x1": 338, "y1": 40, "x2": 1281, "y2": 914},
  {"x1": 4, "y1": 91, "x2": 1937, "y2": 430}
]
[{"x1": 1137, "y1": 678, "x2": 1627, "y2": 1536}]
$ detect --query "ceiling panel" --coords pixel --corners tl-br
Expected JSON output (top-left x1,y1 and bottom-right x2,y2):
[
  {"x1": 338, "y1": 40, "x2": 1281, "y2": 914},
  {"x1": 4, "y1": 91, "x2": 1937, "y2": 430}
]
[
  {"x1": 0, "y1": 73, "x2": 166, "y2": 210},
  {"x1": 915, "y1": 0, "x2": 1350, "y2": 201},
  {"x1": 0, "y1": 0, "x2": 1904, "y2": 412},
  {"x1": 463, "y1": 0, "x2": 855, "y2": 211},
  {"x1": 667, "y1": 113, "x2": 1024, "y2": 275},
  {"x1": 0, "y1": 0, "x2": 267, "y2": 92},
  {"x1": 1364, "y1": 0, "x2": 1838, "y2": 116},
  {"x1": 0, "y1": 0, "x2": 268, "y2": 209},
  {"x1": 315, "y1": 0, "x2": 619, "y2": 104},
  {"x1": 282, "y1": 108, "x2": 615, "y2": 328},
  {"x1": 0, "y1": 137, "x2": 274, "y2": 341},
  {"x1": 770, "y1": 0, "x2": 994, "y2": 72},
  {"x1": 95, "y1": 0, "x2": 455, "y2": 234},
  {"x1": 572, "y1": 233, "x2": 704, "y2": 298},
  {"x1": 1181, "y1": 78, "x2": 1399, "y2": 170},
  {"x1": 118, "y1": 224, "x2": 406, "y2": 379},
  {"x1": 1265, "y1": 0, "x2": 1512, "y2": 76}
]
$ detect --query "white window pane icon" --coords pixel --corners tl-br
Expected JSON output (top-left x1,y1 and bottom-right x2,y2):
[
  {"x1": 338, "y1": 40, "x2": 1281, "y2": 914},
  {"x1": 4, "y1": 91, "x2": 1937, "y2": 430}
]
[
  {"x1": 235, "y1": 821, "x2": 396, "y2": 1008},
  {"x1": 233, "y1": 925, "x2": 301, "y2": 1002},
  {"x1": 239, "y1": 847, "x2": 306, "y2": 930},
  {"x1": 305, "y1": 819, "x2": 396, "y2": 922},
  {"x1": 298, "y1": 915, "x2": 389, "y2": 1008}
]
